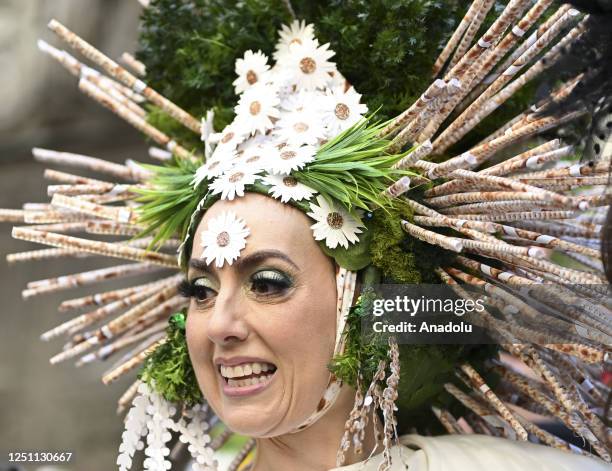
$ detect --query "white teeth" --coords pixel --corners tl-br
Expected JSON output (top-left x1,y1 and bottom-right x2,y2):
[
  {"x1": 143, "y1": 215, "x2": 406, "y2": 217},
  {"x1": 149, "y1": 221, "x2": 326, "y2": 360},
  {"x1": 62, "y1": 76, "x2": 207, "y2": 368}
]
[
  {"x1": 224, "y1": 372, "x2": 276, "y2": 388},
  {"x1": 220, "y1": 361, "x2": 275, "y2": 379}
]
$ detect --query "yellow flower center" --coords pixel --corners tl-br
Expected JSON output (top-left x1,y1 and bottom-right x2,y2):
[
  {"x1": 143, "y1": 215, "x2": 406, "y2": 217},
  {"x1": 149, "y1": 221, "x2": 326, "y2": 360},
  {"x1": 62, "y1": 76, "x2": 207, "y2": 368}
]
[
  {"x1": 249, "y1": 101, "x2": 262, "y2": 115},
  {"x1": 216, "y1": 231, "x2": 230, "y2": 247},
  {"x1": 300, "y1": 57, "x2": 316, "y2": 74},
  {"x1": 280, "y1": 150, "x2": 297, "y2": 160},
  {"x1": 246, "y1": 70, "x2": 258, "y2": 85},
  {"x1": 228, "y1": 171, "x2": 244, "y2": 183},
  {"x1": 335, "y1": 103, "x2": 350, "y2": 120},
  {"x1": 282, "y1": 176, "x2": 298, "y2": 187},
  {"x1": 293, "y1": 122, "x2": 309, "y2": 133},
  {"x1": 326, "y1": 212, "x2": 344, "y2": 229},
  {"x1": 221, "y1": 132, "x2": 234, "y2": 144}
]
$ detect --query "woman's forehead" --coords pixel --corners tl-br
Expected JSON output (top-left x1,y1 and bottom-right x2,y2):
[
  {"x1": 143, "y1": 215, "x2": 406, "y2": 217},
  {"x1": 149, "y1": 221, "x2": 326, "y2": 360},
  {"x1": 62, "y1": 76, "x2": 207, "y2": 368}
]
[{"x1": 194, "y1": 193, "x2": 316, "y2": 259}]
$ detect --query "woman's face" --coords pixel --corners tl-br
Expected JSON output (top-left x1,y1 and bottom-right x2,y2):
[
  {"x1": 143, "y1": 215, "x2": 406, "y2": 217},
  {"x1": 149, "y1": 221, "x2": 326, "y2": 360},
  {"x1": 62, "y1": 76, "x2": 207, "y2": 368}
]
[{"x1": 185, "y1": 193, "x2": 338, "y2": 437}]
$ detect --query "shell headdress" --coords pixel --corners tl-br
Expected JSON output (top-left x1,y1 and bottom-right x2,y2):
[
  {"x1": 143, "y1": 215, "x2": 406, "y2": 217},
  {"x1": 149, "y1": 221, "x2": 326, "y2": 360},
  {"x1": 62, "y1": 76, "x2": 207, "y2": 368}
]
[{"x1": 1, "y1": 1, "x2": 611, "y2": 470}]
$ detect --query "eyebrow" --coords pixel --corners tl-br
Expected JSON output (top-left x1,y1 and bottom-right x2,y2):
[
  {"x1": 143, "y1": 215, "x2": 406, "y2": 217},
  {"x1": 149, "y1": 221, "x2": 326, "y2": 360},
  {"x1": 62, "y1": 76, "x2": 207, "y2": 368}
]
[{"x1": 188, "y1": 249, "x2": 299, "y2": 274}]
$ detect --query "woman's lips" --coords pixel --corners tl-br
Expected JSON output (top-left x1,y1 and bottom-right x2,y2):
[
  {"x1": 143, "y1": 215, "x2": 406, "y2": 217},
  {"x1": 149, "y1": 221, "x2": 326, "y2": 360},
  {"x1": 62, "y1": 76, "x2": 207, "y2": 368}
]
[{"x1": 216, "y1": 359, "x2": 278, "y2": 397}]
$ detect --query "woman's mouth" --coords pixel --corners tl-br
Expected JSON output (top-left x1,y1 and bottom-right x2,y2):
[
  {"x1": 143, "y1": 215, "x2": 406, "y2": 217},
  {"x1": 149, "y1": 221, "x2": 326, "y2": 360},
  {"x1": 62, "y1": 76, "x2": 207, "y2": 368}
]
[{"x1": 219, "y1": 361, "x2": 277, "y2": 397}]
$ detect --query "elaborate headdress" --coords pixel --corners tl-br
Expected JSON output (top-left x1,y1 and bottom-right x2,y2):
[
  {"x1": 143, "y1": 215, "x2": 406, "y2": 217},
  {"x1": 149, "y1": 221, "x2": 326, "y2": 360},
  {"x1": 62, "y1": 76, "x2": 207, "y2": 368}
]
[{"x1": 2, "y1": 1, "x2": 611, "y2": 470}]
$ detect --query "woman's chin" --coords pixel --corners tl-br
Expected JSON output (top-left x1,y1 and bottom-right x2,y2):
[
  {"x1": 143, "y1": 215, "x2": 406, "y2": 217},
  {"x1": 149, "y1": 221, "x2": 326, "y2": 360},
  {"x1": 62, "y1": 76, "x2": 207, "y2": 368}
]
[
  {"x1": 213, "y1": 376, "x2": 286, "y2": 436},
  {"x1": 220, "y1": 408, "x2": 283, "y2": 437}
]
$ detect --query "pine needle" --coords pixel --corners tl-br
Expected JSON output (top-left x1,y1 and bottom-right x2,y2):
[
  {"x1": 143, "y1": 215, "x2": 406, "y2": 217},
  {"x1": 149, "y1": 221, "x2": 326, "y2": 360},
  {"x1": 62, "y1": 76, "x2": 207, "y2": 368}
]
[{"x1": 295, "y1": 115, "x2": 418, "y2": 212}]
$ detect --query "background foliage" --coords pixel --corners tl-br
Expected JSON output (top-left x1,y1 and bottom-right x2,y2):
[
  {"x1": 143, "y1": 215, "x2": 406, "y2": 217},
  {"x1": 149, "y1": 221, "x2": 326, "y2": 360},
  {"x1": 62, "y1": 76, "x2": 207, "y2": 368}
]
[{"x1": 139, "y1": 0, "x2": 490, "y2": 149}]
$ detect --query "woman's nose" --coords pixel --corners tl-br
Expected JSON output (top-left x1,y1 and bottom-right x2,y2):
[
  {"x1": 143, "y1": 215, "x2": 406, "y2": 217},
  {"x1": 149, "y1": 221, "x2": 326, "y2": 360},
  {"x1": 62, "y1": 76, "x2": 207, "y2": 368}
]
[{"x1": 206, "y1": 290, "x2": 249, "y2": 346}]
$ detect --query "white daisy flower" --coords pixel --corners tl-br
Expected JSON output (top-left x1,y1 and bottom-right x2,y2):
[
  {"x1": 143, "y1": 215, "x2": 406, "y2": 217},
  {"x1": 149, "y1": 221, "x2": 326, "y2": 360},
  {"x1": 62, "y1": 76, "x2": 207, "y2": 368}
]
[
  {"x1": 262, "y1": 67, "x2": 294, "y2": 101},
  {"x1": 320, "y1": 86, "x2": 368, "y2": 136},
  {"x1": 209, "y1": 141, "x2": 239, "y2": 165},
  {"x1": 265, "y1": 144, "x2": 316, "y2": 175},
  {"x1": 233, "y1": 135, "x2": 275, "y2": 170},
  {"x1": 262, "y1": 173, "x2": 318, "y2": 203},
  {"x1": 236, "y1": 145, "x2": 270, "y2": 172},
  {"x1": 234, "y1": 83, "x2": 280, "y2": 135},
  {"x1": 280, "y1": 39, "x2": 336, "y2": 91},
  {"x1": 274, "y1": 109, "x2": 326, "y2": 146},
  {"x1": 325, "y1": 70, "x2": 347, "y2": 91},
  {"x1": 307, "y1": 195, "x2": 365, "y2": 249},
  {"x1": 237, "y1": 133, "x2": 273, "y2": 152},
  {"x1": 200, "y1": 211, "x2": 250, "y2": 268},
  {"x1": 200, "y1": 109, "x2": 216, "y2": 158},
  {"x1": 209, "y1": 166, "x2": 261, "y2": 200},
  {"x1": 279, "y1": 89, "x2": 322, "y2": 113},
  {"x1": 192, "y1": 157, "x2": 234, "y2": 188},
  {"x1": 233, "y1": 50, "x2": 270, "y2": 94},
  {"x1": 209, "y1": 124, "x2": 248, "y2": 152},
  {"x1": 273, "y1": 20, "x2": 316, "y2": 62}
]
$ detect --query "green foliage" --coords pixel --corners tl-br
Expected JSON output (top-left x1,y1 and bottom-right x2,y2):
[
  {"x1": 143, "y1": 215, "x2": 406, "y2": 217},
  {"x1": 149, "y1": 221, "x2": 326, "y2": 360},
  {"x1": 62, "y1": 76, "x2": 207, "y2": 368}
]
[
  {"x1": 139, "y1": 0, "x2": 293, "y2": 146},
  {"x1": 146, "y1": 105, "x2": 204, "y2": 153},
  {"x1": 134, "y1": 157, "x2": 205, "y2": 247},
  {"x1": 329, "y1": 288, "x2": 389, "y2": 388},
  {"x1": 138, "y1": 1, "x2": 466, "y2": 139},
  {"x1": 140, "y1": 312, "x2": 203, "y2": 405},
  {"x1": 309, "y1": 0, "x2": 464, "y2": 123},
  {"x1": 395, "y1": 344, "x2": 465, "y2": 432},
  {"x1": 369, "y1": 205, "x2": 422, "y2": 284},
  {"x1": 295, "y1": 116, "x2": 417, "y2": 212},
  {"x1": 367, "y1": 203, "x2": 457, "y2": 284},
  {"x1": 318, "y1": 225, "x2": 373, "y2": 271},
  {"x1": 138, "y1": 1, "x2": 542, "y2": 151},
  {"x1": 330, "y1": 286, "x2": 499, "y2": 433}
]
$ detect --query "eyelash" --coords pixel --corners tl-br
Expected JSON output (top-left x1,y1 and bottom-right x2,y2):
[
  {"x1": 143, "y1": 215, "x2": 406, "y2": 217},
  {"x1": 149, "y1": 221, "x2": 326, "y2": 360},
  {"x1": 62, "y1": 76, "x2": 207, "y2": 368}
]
[
  {"x1": 250, "y1": 270, "x2": 293, "y2": 295},
  {"x1": 178, "y1": 278, "x2": 215, "y2": 305},
  {"x1": 179, "y1": 270, "x2": 293, "y2": 305}
]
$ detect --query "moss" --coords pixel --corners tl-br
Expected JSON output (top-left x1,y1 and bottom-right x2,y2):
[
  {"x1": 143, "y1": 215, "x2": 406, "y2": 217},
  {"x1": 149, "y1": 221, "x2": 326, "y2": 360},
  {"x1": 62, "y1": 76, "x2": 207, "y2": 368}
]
[
  {"x1": 140, "y1": 311, "x2": 203, "y2": 405},
  {"x1": 369, "y1": 205, "x2": 421, "y2": 283},
  {"x1": 368, "y1": 204, "x2": 456, "y2": 284},
  {"x1": 329, "y1": 288, "x2": 389, "y2": 388}
]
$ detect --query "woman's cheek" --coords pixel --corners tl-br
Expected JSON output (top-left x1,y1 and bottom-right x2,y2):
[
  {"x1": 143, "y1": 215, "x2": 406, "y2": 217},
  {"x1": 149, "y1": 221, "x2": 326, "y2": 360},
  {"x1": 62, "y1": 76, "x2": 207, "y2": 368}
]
[{"x1": 185, "y1": 312, "x2": 208, "y2": 369}]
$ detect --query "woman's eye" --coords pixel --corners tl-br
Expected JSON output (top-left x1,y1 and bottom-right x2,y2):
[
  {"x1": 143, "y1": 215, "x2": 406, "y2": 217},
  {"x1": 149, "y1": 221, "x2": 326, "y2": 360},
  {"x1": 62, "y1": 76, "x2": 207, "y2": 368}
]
[
  {"x1": 182, "y1": 277, "x2": 217, "y2": 304},
  {"x1": 250, "y1": 270, "x2": 292, "y2": 296},
  {"x1": 193, "y1": 284, "x2": 214, "y2": 302}
]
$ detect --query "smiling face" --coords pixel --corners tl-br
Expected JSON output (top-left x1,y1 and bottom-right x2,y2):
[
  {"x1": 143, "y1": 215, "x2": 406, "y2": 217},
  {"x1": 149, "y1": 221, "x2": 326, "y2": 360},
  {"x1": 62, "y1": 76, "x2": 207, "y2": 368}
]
[{"x1": 185, "y1": 192, "x2": 338, "y2": 437}]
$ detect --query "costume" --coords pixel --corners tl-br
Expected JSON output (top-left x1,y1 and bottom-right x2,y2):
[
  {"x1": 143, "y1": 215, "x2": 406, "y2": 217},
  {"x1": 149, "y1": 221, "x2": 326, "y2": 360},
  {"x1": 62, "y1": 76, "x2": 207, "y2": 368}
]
[
  {"x1": 332, "y1": 434, "x2": 611, "y2": 470},
  {"x1": 1, "y1": 1, "x2": 610, "y2": 470}
]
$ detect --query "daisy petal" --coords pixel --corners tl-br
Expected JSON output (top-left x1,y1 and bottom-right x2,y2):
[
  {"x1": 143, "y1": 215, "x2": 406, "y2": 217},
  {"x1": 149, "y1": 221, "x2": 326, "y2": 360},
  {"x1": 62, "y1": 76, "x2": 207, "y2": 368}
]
[
  {"x1": 306, "y1": 195, "x2": 365, "y2": 249},
  {"x1": 200, "y1": 211, "x2": 250, "y2": 268}
]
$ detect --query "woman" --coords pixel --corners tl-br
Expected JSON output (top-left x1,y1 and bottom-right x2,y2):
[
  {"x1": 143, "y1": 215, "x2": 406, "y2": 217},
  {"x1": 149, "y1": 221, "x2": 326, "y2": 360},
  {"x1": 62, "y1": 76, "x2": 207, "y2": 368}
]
[
  {"x1": 2, "y1": 1, "x2": 611, "y2": 470},
  {"x1": 179, "y1": 192, "x2": 609, "y2": 470}
]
